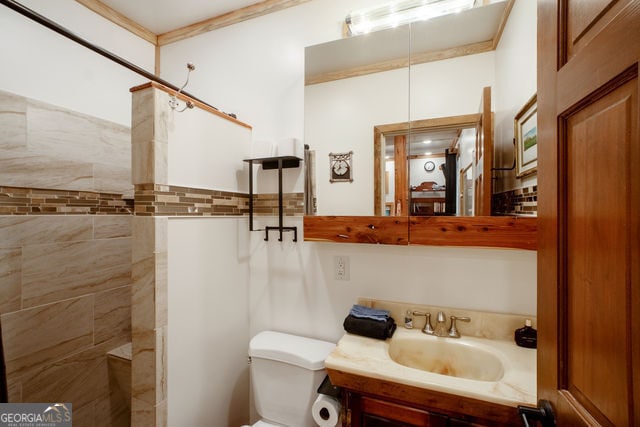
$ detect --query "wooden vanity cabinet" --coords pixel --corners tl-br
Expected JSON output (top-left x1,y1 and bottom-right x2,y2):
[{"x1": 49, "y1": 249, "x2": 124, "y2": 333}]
[{"x1": 329, "y1": 369, "x2": 520, "y2": 427}]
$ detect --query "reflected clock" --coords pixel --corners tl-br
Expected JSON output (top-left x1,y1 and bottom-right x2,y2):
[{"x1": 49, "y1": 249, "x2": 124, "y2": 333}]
[
  {"x1": 424, "y1": 161, "x2": 436, "y2": 172},
  {"x1": 329, "y1": 151, "x2": 353, "y2": 182}
]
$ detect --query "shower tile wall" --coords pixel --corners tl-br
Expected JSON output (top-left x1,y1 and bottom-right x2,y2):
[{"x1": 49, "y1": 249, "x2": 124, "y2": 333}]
[{"x1": 0, "y1": 90, "x2": 132, "y2": 425}]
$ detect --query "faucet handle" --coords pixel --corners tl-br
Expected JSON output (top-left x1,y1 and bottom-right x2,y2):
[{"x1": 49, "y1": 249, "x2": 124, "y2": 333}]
[
  {"x1": 412, "y1": 311, "x2": 434, "y2": 335},
  {"x1": 448, "y1": 315, "x2": 471, "y2": 338}
]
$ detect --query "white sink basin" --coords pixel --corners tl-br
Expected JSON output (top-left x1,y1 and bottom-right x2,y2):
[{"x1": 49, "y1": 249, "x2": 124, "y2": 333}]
[{"x1": 388, "y1": 334, "x2": 505, "y2": 381}]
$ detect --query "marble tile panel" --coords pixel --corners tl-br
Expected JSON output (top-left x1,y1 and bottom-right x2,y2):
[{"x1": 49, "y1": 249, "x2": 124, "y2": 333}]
[
  {"x1": 22, "y1": 237, "x2": 131, "y2": 308},
  {"x1": 93, "y1": 216, "x2": 132, "y2": 239},
  {"x1": 95, "y1": 285, "x2": 131, "y2": 346},
  {"x1": 132, "y1": 217, "x2": 167, "y2": 263},
  {"x1": 131, "y1": 88, "x2": 155, "y2": 145},
  {"x1": 7, "y1": 379, "x2": 21, "y2": 403},
  {"x1": 21, "y1": 346, "x2": 107, "y2": 413},
  {"x1": 131, "y1": 252, "x2": 167, "y2": 332},
  {"x1": 27, "y1": 100, "x2": 106, "y2": 163},
  {"x1": 97, "y1": 124, "x2": 131, "y2": 168},
  {"x1": 131, "y1": 139, "x2": 168, "y2": 186},
  {"x1": 131, "y1": 327, "x2": 166, "y2": 406},
  {"x1": 0, "y1": 247, "x2": 21, "y2": 314},
  {"x1": 0, "y1": 90, "x2": 27, "y2": 150},
  {"x1": 0, "y1": 216, "x2": 93, "y2": 247},
  {"x1": 1, "y1": 295, "x2": 94, "y2": 378},
  {"x1": 131, "y1": 397, "x2": 154, "y2": 427},
  {"x1": 0, "y1": 153, "x2": 94, "y2": 191},
  {"x1": 93, "y1": 162, "x2": 133, "y2": 197}
]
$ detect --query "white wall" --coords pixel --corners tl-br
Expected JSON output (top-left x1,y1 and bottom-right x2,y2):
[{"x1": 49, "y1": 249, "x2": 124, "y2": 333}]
[
  {"x1": 493, "y1": 0, "x2": 538, "y2": 192},
  {"x1": 167, "y1": 218, "x2": 250, "y2": 426},
  {"x1": 0, "y1": 1, "x2": 154, "y2": 126},
  {"x1": 167, "y1": 106, "x2": 253, "y2": 192},
  {"x1": 250, "y1": 218, "x2": 536, "y2": 343}
]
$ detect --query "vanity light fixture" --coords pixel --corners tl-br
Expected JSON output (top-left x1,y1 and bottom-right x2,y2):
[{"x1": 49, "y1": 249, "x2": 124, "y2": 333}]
[{"x1": 346, "y1": 0, "x2": 476, "y2": 36}]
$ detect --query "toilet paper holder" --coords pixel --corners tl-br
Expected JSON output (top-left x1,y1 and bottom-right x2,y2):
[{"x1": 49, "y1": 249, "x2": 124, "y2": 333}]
[{"x1": 317, "y1": 375, "x2": 342, "y2": 399}]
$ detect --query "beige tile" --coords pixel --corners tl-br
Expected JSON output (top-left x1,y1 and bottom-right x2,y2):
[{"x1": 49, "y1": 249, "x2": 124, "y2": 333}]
[
  {"x1": 93, "y1": 216, "x2": 132, "y2": 240},
  {"x1": 72, "y1": 402, "x2": 96, "y2": 427},
  {"x1": 131, "y1": 256, "x2": 155, "y2": 332},
  {"x1": 103, "y1": 355, "x2": 132, "y2": 426},
  {"x1": 131, "y1": 139, "x2": 168, "y2": 185},
  {"x1": 131, "y1": 252, "x2": 167, "y2": 331},
  {"x1": 0, "y1": 217, "x2": 93, "y2": 247},
  {"x1": 131, "y1": 327, "x2": 166, "y2": 406},
  {"x1": 94, "y1": 162, "x2": 133, "y2": 196},
  {"x1": 132, "y1": 217, "x2": 167, "y2": 263},
  {"x1": 95, "y1": 285, "x2": 131, "y2": 346},
  {"x1": 21, "y1": 346, "x2": 107, "y2": 409},
  {"x1": 0, "y1": 153, "x2": 94, "y2": 191},
  {"x1": 131, "y1": 397, "x2": 154, "y2": 427},
  {"x1": 27, "y1": 100, "x2": 114, "y2": 163},
  {"x1": 98, "y1": 123, "x2": 131, "y2": 169},
  {"x1": 0, "y1": 90, "x2": 27, "y2": 150},
  {"x1": 131, "y1": 88, "x2": 169, "y2": 186},
  {"x1": 1, "y1": 295, "x2": 94, "y2": 378},
  {"x1": 22, "y1": 237, "x2": 131, "y2": 308},
  {"x1": 7, "y1": 379, "x2": 21, "y2": 403},
  {"x1": 107, "y1": 342, "x2": 132, "y2": 361},
  {"x1": 0, "y1": 247, "x2": 21, "y2": 313}
]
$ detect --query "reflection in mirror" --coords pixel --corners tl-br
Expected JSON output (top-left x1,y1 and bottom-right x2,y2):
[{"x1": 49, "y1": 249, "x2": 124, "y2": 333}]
[
  {"x1": 305, "y1": 1, "x2": 515, "y2": 217},
  {"x1": 374, "y1": 114, "x2": 481, "y2": 217}
]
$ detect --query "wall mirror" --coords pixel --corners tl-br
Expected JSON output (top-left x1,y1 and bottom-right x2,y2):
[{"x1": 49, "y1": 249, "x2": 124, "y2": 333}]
[
  {"x1": 303, "y1": 0, "x2": 537, "y2": 249},
  {"x1": 304, "y1": 0, "x2": 510, "y2": 217}
]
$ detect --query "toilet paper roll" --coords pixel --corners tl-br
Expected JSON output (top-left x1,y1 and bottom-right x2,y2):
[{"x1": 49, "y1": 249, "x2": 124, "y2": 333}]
[{"x1": 312, "y1": 394, "x2": 341, "y2": 427}]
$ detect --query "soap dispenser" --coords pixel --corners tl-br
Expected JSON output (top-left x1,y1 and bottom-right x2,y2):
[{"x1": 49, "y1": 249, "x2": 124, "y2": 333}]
[{"x1": 515, "y1": 319, "x2": 537, "y2": 348}]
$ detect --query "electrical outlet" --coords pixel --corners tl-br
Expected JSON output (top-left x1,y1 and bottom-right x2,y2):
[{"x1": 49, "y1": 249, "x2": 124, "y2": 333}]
[{"x1": 334, "y1": 255, "x2": 350, "y2": 281}]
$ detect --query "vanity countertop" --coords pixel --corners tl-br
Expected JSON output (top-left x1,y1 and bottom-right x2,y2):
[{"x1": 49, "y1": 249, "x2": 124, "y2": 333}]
[{"x1": 325, "y1": 327, "x2": 536, "y2": 408}]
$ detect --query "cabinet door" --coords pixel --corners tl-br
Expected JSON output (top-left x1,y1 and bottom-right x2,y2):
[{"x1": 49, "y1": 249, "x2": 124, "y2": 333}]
[{"x1": 350, "y1": 393, "x2": 447, "y2": 427}]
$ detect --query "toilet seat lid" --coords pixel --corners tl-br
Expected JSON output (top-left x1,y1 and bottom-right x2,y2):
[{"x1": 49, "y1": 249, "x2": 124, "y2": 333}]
[{"x1": 249, "y1": 331, "x2": 335, "y2": 370}]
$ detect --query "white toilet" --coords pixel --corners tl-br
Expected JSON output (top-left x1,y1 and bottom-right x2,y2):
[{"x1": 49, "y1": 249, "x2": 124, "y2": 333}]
[{"x1": 246, "y1": 330, "x2": 336, "y2": 427}]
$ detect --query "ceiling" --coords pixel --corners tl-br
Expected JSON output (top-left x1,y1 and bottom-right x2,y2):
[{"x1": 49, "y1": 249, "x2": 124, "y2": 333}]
[{"x1": 99, "y1": 0, "x2": 260, "y2": 34}]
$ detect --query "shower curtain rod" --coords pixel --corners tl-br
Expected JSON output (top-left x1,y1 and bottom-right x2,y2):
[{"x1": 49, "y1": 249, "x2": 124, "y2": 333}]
[{"x1": 1, "y1": 0, "x2": 222, "y2": 113}]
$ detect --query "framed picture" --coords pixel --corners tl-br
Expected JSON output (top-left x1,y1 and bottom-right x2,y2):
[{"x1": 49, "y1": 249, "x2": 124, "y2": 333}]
[
  {"x1": 514, "y1": 94, "x2": 538, "y2": 178},
  {"x1": 329, "y1": 151, "x2": 353, "y2": 182}
]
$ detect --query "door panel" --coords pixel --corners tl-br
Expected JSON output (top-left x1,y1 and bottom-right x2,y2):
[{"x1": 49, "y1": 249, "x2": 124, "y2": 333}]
[
  {"x1": 565, "y1": 0, "x2": 631, "y2": 61},
  {"x1": 563, "y1": 76, "x2": 636, "y2": 426},
  {"x1": 538, "y1": 0, "x2": 639, "y2": 425}
]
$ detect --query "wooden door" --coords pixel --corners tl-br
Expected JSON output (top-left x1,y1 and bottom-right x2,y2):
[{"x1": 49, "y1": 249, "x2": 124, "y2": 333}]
[
  {"x1": 474, "y1": 86, "x2": 493, "y2": 216},
  {"x1": 537, "y1": 1, "x2": 639, "y2": 426}
]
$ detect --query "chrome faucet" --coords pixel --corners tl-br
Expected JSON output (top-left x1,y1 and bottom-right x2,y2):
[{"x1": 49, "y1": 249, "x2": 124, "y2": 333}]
[
  {"x1": 433, "y1": 311, "x2": 448, "y2": 337},
  {"x1": 410, "y1": 311, "x2": 434, "y2": 334},
  {"x1": 406, "y1": 309, "x2": 471, "y2": 338},
  {"x1": 448, "y1": 315, "x2": 471, "y2": 338}
]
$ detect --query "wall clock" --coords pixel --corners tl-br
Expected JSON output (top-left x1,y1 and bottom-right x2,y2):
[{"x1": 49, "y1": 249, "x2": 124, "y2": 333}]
[
  {"x1": 329, "y1": 151, "x2": 353, "y2": 182},
  {"x1": 424, "y1": 161, "x2": 436, "y2": 172}
]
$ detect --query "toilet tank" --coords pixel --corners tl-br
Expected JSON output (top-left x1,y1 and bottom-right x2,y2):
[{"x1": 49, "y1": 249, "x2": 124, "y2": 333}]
[{"x1": 249, "y1": 331, "x2": 335, "y2": 427}]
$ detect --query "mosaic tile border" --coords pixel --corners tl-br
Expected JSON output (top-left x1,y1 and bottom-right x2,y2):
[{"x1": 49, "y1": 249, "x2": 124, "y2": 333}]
[
  {"x1": 134, "y1": 184, "x2": 304, "y2": 217},
  {"x1": 492, "y1": 185, "x2": 537, "y2": 216},
  {"x1": 0, "y1": 186, "x2": 134, "y2": 215},
  {"x1": 0, "y1": 184, "x2": 304, "y2": 217}
]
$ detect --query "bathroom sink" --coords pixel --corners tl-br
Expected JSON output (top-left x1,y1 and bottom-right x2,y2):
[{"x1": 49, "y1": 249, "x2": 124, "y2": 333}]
[{"x1": 387, "y1": 335, "x2": 505, "y2": 381}]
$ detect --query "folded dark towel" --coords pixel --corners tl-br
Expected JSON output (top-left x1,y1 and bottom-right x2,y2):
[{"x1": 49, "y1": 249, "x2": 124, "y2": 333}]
[{"x1": 343, "y1": 314, "x2": 397, "y2": 340}]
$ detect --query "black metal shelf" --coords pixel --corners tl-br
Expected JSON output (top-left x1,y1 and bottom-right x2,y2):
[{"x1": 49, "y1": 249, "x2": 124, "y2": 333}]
[{"x1": 243, "y1": 156, "x2": 302, "y2": 242}]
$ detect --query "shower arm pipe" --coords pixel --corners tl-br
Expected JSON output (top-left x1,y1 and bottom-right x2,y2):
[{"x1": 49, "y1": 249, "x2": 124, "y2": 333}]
[{"x1": 1, "y1": 0, "x2": 220, "y2": 113}]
